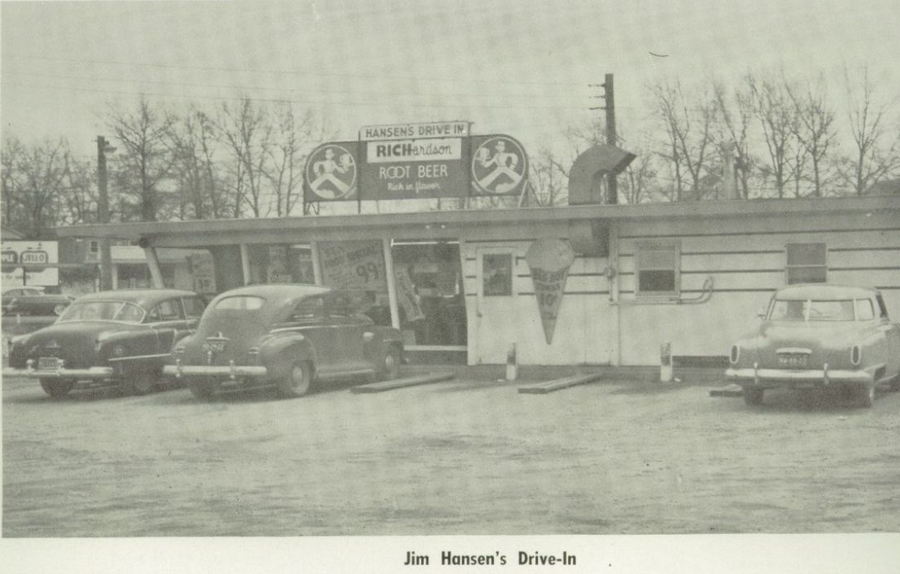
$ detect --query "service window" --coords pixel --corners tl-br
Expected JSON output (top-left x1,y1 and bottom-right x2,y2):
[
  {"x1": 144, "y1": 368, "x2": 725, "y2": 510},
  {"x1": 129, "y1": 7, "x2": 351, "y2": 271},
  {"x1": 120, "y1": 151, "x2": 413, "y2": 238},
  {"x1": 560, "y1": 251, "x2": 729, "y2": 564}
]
[
  {"x1": 786, "y1": 243, "x2": 827, "y2": 284},
  {"x1": 182, "y1": 296, "x2": 206, "y2": 319},
  {"x1": 636, "y1": 241, "x2": 680, "y2": 297},
  {"x1": 482, "y1": 253, "x2": 513, "y2": 297},
  {"x1": 147, "y1": 299, "x2": 183, "y2": 322}
]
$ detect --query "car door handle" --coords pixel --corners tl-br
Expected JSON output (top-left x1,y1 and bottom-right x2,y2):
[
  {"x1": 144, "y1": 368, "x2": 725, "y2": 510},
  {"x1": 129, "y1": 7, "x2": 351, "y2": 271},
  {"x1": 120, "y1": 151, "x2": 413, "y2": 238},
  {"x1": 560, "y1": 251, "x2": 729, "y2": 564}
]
[{"x1": 363, "y1": 332, "x2": 375, "y2": 342}]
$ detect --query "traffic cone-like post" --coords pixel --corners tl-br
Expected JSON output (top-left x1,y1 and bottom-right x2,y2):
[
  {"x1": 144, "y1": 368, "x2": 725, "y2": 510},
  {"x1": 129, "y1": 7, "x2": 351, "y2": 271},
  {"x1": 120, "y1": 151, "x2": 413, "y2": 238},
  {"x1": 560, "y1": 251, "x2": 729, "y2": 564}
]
[
  {"x1": 660, "y1": 342, "x2": 673, "y2": 383},
  {"x1": 506, "y1": 343, "x2": 518, "y2": 381}
]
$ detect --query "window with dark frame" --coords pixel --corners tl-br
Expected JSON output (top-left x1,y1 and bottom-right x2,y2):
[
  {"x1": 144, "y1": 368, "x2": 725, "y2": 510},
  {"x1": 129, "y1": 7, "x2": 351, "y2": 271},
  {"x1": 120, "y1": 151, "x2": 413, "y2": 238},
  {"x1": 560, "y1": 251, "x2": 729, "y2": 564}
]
[
  {"x1": 786, "y1": 243, "x2": 827, "y2": 284},
  {"x1": 482, "y1": 253, "x2": 513, "y2": 297},
  {"x1": 636, "y1": 242, "x2": 680, "y2": 297}
]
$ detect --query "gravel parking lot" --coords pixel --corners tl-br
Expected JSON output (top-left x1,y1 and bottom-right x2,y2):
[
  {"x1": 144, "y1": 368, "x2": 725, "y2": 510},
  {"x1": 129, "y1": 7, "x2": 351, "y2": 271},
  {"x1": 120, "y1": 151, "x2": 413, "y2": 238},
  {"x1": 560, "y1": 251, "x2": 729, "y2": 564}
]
[{"x1": 3, "y1": 372, "x2": 900, "y2": 536}]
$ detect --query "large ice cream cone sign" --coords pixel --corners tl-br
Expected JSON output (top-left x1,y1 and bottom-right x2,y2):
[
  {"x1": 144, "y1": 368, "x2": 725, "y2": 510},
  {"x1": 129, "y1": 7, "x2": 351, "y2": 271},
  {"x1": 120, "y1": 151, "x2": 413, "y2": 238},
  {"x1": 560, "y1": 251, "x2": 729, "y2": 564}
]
[{"x1": 526, "y1": 238, "x2": 575, "y2": 344}]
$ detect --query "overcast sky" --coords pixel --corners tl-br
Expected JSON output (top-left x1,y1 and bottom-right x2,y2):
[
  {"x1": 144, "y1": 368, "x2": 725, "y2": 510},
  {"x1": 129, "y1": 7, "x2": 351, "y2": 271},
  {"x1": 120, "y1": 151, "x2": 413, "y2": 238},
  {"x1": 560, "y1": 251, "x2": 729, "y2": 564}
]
[{"x1": 2, "y1": 0, "x2": 899, "y2": 160}]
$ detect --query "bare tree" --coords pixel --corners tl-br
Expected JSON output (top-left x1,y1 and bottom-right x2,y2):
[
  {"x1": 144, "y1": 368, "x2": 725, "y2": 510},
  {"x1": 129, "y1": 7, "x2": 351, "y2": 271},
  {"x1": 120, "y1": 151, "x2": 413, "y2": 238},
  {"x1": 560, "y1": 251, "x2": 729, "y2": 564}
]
[
  {"x1": 264, "y1": 104, "x2": 318, "y2": 217},
  {"x1": 169, "y1": 107, "x2": 227, "y2": 220},
  {"x1": 713, "y1": 80, "x2": 755, "y2": 198},
  {"x1": 787, "y1": 76, "x2": 838, "y2": 196},
  {"x1": 57, "y1": 155, "x2": 98, "y2": 227},
  {"x1": 650, "y1": 80, "x2": 718, "y2": 201},
  {"x1": 106, "y1": 97, "x2": 177, "y2": 221},
  {"x1": 747, "y1": 74, "x2": 800, "y2": 198},
  {"x1": 217, "y1": 97, "x2": 273, "y2": 218},
  {"x1": 841, "y1": 66, "x2": 900, "y2": 195},
  {"x1": 0, "y1": 137, "x2": 72, "y2": 237}
]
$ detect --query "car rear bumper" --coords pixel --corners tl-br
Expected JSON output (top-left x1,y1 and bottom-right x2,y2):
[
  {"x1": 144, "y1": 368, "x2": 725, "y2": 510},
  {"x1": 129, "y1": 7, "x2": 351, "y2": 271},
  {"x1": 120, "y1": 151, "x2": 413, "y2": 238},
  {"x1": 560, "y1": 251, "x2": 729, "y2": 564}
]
[
  {"x1": 163, "y1": 361, "x2": 268, "y2": 380},
  {"x1": 2, "y1": 366, "x2": 114, "y2": 380},
  {"x1": 726, "y1": 364, "x2": 873, "y2": 388}
]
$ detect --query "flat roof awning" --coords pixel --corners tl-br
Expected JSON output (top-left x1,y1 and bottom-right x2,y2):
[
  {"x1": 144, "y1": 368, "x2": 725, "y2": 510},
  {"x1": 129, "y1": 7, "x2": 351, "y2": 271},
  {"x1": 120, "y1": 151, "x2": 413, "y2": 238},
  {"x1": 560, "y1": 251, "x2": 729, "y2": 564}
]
[{"x1": 54, "y1": 196, "x2": 900, "y2": 245}]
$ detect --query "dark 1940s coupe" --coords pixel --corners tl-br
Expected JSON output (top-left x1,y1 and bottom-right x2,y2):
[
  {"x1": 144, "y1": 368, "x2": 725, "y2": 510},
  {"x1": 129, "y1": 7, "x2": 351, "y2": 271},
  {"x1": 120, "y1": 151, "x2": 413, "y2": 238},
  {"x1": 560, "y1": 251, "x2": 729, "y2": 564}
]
[
  {"x1": 4, "y1": 289, "x2": 206, "y2": 398},
  {"x1": 164, "y1": 285, "x2": 405, "y2": 399},
  {"x1": 2, "y1": 286, "x2": 74, "y2": 316},
  {"x1": 726, "y1": 284, "x2": 900, "y2": 408}
]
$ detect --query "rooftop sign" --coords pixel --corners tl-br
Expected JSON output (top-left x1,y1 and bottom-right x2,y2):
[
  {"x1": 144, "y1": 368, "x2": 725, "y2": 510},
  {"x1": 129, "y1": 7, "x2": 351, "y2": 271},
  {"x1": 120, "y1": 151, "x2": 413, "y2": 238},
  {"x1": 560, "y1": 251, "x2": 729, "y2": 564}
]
[
  {"x1": 303, "y1": 123, "x2": 528, "y2": 203},
  {"x1": 359, "y1": 121, "x2": 469, "y2": 141}
]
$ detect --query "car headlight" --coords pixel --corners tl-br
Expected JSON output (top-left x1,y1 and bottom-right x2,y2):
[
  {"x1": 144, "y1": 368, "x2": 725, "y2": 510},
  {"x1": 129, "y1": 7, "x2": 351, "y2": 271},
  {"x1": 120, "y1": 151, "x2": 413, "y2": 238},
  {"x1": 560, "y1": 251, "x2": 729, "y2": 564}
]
[
  {"x1": 730, "y1": 344, "x2": 741, "y2": 364},
  {"x1": 850, "y1": 345, "x2": 861, "y2": 367}
]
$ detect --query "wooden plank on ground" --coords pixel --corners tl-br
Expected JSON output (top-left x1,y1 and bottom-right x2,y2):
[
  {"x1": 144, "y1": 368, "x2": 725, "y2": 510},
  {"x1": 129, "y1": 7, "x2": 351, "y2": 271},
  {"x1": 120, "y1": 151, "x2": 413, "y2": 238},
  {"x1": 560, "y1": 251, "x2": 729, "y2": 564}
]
[
  {"x1": 709, "y1": 384, "x2": 743, "y2": 398},
  {"x1": 518, "y1": 372, "x2": 606, "y2": 394},
  {"x1": 351, "y1": 371, "x2": 455, "y2": 393}
]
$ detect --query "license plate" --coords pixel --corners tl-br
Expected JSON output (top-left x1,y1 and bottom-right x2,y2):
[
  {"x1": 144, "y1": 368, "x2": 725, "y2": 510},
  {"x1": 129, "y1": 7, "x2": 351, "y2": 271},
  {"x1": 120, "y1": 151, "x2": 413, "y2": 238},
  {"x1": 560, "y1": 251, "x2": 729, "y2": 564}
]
[
  {"x1": 38, "y1": 357, "x2": 61, "y2": 370},
  {"x1": 205, "y1": 340, "x2": 227, "y2": 353},
  {"x1": 778, "y1": 355, "x2": 808, "y2": 369}
]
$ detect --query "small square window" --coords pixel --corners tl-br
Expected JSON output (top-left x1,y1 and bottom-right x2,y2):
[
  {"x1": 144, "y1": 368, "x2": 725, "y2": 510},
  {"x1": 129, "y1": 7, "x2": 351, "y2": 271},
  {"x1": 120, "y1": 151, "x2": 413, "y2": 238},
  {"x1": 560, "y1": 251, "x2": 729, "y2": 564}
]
[
  {"x1": 636, "y1": 242, "x2": 680, "y2": 297},
  {"x1": 483, "y1": 254, "x2": 513, "y2": 297},
  {"x1": 786, "y1": 243, "x2": 827, "y2": 284}
]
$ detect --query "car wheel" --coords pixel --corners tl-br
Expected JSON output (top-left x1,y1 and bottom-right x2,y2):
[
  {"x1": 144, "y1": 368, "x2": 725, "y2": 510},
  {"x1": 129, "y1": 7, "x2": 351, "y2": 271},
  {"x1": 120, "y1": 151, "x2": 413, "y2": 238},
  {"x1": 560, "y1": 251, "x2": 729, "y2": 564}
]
[
  {"x1": 188, "y1": 379, "x2": 219, "y2": 399},
  {"x1": 380, "y1": 345, "x2": 402, "y2": 381},
  {"x1": 277, "y1": 361, "x2": 312, "y2": 398},
  {"x1": 130, "y1": 370, "x2": 158, "y2": 396},
  {"x1": 743, "y1": 387, "x2": 764, "y2": 406},
  {"x1": 40, "y1": 379, "x2": 74, "y2": 399},
  {"x1": 858, "y1": 384, "x2": 875, "y2": 409},
  {"x1": 889, "y1": 374, "x2": 900, "y2": 392}
]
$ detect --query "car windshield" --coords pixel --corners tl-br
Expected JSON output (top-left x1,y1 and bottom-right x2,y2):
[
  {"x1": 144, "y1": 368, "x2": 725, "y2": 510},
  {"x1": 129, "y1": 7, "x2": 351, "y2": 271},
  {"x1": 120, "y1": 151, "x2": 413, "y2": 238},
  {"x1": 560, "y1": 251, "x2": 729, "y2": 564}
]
[
  {"x1": 768, "y1": 298, "x2": 864, "y2": 322},
  {"x1": 58, "y1": 300, "x2": 145, "y2": 323}
]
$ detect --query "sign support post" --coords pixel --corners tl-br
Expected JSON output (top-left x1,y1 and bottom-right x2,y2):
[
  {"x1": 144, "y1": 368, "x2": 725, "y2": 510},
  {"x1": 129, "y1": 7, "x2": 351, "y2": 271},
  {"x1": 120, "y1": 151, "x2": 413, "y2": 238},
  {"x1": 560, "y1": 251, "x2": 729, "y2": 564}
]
[{"x1": 382, "y1": 237, "x2": 401, "y2": 330}]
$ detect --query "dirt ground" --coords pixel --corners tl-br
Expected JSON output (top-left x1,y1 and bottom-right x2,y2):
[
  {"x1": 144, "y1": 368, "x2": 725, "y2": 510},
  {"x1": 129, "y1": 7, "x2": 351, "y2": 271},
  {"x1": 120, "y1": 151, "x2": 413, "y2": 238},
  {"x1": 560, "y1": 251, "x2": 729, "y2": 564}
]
[{"x1": 3, "y1": 372, "x2": 900, "y2": 537}]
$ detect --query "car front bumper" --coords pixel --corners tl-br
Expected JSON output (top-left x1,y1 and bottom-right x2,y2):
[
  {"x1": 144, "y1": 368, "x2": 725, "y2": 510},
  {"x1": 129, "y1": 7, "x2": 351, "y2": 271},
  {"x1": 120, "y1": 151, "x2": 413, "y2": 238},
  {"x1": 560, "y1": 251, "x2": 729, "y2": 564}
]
[
  {"x1": 2, "y1": 366, "x2": 114, "y2": 380},
  {"x1": 163, "y1": 360, "x2": 268, "y2": 380},
  {"x1": 725, "y1": 364, "x2": 873, "y2": 388}
]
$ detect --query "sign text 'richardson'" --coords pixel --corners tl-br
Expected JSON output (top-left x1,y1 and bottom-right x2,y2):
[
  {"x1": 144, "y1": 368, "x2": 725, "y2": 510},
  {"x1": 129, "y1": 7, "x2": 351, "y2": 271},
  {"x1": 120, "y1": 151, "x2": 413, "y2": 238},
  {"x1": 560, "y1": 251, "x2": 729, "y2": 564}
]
[{"x1": 367, "y1": 139, "x2": 462, "y2": 164}]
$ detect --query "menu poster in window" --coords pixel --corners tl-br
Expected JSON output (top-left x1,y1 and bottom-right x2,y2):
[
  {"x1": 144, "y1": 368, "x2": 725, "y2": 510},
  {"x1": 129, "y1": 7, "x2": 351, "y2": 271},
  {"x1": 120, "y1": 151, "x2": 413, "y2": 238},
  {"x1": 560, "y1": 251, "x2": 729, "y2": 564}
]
[
  {"x1": 318, "y1": 240, "x2": 387, "y2": 291},
  {"x1": 525, "y1": 238, "x2": 575, "y2": 345},
  {"x1": 266, "y1": 246, "x2": 292, "y2": 283},
  {"x1": 189, "y1": 252, "x2": 216, "y2": 294}
]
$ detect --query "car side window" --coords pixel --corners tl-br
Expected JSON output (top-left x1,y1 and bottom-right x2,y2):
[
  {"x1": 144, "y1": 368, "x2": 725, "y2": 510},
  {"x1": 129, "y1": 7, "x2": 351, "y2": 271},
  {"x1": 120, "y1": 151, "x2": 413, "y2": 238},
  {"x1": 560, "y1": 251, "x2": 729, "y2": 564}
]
[
  {"x1": 182, "y1": 296, "x2": 206, "y2": 319},
  {"x1": 326, "y1": 292, "x2": 355, "y2": 318},
  {"x1": 289, "y1": 296, "x2": 324, "y2": 321},
  {"x1": 147, "y1": 299, "x2": 183, "y2": 322},
  {"x1": 855, "y1": 299, "x2": 875, "y2": 321}
]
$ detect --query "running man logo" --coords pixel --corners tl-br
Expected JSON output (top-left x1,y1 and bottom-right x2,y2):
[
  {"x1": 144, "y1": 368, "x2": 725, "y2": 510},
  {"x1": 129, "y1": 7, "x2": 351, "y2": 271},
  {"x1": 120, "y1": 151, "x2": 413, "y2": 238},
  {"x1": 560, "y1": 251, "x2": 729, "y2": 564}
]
[
  {"x1": 304, "y1": 143, "x2": 358, "y2": 201},
  {"x1": 471, "y1": 135, "x2": 528, "y2": 195}
]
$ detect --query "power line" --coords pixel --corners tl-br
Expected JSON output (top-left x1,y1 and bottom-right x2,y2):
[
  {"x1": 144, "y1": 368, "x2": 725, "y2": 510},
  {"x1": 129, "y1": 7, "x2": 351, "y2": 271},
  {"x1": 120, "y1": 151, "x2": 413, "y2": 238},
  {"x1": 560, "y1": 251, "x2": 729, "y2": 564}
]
[
  {"x1": 0, "y1": 80, "x2": 590, "y2": 110},
  {"x1": 3, "y1": 70, "x2": 591, "y2": 102},
  {"x1": 6, "y1": 54, "x2": 588, "y2": 89}
]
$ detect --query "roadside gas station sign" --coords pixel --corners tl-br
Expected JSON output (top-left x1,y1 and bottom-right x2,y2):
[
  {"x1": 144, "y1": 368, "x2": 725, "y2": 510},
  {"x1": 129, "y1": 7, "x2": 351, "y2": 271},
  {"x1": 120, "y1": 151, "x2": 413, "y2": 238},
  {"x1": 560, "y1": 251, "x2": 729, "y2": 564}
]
[{"x1": 0, "y1": 241, "x2": 59, "y2": 287}]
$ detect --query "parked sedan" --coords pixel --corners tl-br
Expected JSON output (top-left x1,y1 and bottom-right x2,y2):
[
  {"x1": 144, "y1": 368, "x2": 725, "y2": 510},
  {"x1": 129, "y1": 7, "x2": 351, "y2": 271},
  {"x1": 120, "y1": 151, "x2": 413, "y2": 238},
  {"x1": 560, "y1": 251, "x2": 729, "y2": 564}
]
[
  {"x1": 2, "y1": 287, "x2": 73, "y2": 316},
  {"x1": 164, "y1": 285, "x2": 404, "y2": 399},
  {"x1": 725, "y1": 284, "x2": 900, "y2": 408},
  {"x1": 4, "y1": 289, "x2": 206, "y2": 398}
]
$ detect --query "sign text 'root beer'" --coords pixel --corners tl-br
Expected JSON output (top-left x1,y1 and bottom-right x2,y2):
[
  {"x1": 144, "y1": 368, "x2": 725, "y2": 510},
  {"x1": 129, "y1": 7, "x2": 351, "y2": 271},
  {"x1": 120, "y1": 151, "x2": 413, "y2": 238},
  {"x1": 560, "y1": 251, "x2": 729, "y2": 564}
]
[{"x1": 302, "y1": 121, "x2": 529, "y2": 203}]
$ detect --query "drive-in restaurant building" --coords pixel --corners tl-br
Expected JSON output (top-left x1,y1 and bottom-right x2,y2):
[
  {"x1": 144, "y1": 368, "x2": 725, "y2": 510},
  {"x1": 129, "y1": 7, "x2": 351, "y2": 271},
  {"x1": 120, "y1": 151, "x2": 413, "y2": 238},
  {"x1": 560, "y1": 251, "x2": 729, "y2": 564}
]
[{"x1": 56, "y1": 122, "x2": 900, "y2": 367}]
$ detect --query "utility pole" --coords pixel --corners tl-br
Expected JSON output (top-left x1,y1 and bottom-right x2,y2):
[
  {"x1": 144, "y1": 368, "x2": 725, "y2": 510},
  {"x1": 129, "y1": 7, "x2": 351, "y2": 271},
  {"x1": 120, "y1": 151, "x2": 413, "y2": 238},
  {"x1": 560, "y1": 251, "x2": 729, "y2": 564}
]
[
  {"x1": 588, "y1": 74, "x2": 620, "y2": 204},
  {"x1": 97, "y1": 136, "x2": 116, "y2": 291},
  {"x1": 603, "y1": 73, "x2": 618, "y2": 204}
]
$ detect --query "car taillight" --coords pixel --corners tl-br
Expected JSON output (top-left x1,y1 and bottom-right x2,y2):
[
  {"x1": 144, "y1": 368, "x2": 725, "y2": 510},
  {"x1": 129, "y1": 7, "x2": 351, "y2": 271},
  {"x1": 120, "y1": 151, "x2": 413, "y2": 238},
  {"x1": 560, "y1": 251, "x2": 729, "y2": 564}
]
[
  {"x1": 850, "y1": 345, "x2": 861, "y2": 367},
  {"x1": 112, "y1": 344, "x2": 127, "y2": 357},
  {"x1": 730, "y1": 344, "x2": 740, "y2": 364}
]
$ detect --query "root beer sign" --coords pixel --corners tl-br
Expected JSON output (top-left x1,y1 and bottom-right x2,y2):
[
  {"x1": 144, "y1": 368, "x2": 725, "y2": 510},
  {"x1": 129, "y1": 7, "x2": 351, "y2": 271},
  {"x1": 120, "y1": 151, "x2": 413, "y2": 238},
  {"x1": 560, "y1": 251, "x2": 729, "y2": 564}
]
[
  {"x1": 303, "y1": 122, "x2": 529, "y2": 202},
  {"x1": 526, "y1": 239, "x2": 575, "y2": 345}
]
